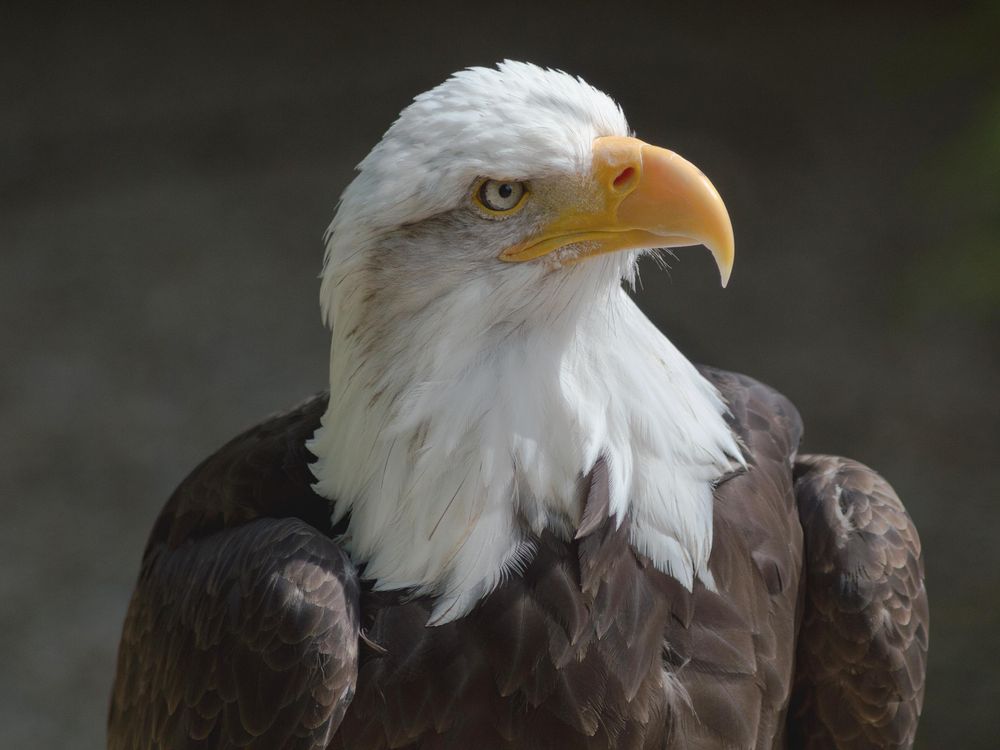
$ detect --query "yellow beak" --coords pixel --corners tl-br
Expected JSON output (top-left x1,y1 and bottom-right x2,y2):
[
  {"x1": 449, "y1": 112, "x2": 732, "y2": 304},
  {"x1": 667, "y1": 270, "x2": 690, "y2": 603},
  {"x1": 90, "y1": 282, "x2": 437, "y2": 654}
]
[{"x1": 498, "y1": 136, "x2": 735, "y2": 286}]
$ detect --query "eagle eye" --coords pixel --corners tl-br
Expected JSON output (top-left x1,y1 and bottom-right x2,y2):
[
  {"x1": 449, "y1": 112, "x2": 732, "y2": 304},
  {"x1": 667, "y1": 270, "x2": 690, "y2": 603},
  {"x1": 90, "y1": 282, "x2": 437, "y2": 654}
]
[{"x1": 475, "y1": 179, "x2": 527, "y2": 215}]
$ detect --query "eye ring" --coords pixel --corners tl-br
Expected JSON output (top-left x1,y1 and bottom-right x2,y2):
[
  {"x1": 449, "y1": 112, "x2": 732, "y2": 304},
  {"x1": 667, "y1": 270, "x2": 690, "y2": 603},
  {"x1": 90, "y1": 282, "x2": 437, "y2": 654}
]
[{"x1": 474, "y1": 179, "x2": 528, "y2": 216}]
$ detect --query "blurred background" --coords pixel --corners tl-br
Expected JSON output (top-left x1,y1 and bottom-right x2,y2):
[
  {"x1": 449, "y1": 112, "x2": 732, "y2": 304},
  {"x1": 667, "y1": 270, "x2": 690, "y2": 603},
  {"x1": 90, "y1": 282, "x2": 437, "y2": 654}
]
[{"x1": 2, "y1": 2, "x2": 997, "y2": 747}]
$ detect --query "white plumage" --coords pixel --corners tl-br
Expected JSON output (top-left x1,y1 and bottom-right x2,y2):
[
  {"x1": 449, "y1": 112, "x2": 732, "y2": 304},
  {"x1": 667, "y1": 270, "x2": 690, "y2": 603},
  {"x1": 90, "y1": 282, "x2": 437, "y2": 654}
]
[{"x1": 308, "y1": 62, "x2": 742, "y2": 623}]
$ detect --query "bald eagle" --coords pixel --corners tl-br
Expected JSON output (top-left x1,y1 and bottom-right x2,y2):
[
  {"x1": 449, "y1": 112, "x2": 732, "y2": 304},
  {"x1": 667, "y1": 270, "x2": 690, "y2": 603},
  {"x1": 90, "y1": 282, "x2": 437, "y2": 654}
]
[{"x1": 109, "y1": 62, "x2": 928, "y2": 749}]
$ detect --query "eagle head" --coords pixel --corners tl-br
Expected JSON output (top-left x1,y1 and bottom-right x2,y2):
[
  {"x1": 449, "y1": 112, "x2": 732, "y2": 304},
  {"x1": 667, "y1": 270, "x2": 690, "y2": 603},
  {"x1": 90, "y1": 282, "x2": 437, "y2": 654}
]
[{"x1": 320, "y1": 61, "x2": 733, "y2": 338}]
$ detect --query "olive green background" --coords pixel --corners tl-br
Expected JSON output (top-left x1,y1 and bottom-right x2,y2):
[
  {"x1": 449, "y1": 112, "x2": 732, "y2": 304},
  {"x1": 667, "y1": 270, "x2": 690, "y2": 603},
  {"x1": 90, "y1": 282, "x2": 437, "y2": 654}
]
[{"x1": 2, "y1": 2, "x2": 997, "y2": 747}]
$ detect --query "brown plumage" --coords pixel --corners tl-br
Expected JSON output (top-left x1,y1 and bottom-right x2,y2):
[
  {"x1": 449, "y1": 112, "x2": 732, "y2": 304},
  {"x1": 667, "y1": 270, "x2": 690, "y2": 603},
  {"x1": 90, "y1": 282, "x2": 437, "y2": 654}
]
[
  {"x1": 788, "y1": 455, "x2": 928, "y2": 749},
  {"x1": 108, "y1": 370, "x2": 928, "y2": 749}
]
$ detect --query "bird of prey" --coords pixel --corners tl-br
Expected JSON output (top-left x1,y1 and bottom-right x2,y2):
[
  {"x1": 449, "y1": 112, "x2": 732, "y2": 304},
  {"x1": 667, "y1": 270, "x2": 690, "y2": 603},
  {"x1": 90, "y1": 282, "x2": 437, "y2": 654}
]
[{"x1": 109, "y1": 61, "x2": 928, "y2": 749}]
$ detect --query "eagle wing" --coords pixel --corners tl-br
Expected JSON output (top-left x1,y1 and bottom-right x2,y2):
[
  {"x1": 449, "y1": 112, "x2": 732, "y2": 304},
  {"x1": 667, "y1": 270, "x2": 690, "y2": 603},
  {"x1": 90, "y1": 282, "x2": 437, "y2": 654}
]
[
  {"x1": 690, "y1": 371, "x2": 928, "y2": 749},
  {"x1": 108, "y1": 396, "x2": 361, "y2": 750},
  {"x1": 788, "y1": 454, "x2": 929, "y2": 749}
]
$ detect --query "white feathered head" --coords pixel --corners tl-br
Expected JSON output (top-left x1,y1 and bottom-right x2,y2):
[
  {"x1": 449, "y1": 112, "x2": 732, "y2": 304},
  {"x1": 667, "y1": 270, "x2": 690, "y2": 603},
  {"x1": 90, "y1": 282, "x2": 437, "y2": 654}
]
[{"x1": 319, "y1": 61, "x2": 733, "y2": 337}]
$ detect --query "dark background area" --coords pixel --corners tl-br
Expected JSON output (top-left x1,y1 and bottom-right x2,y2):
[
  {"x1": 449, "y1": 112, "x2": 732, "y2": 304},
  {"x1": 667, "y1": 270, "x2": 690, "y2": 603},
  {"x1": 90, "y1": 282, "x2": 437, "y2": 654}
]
[{"x1": 2, "y1": 2, "x2": 998, "y2": 747}]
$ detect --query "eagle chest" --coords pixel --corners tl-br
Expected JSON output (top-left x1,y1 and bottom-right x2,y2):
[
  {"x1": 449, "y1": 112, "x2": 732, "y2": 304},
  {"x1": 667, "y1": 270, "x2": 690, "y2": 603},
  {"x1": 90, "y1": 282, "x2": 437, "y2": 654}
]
[{"x1": 332, "y1": 531, "x2": 681, "y2": 750}]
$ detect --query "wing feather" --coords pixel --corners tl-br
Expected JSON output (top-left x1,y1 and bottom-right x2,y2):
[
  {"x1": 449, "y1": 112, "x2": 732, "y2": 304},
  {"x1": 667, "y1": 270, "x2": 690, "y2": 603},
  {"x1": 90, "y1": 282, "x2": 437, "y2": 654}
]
[
  {"x1": 109, "y1": 394, "x2": 361, "y2": 750},
  {"x1": 109, "y1": 518, "x2": 360, "y2": 750},
  {"x1": 789, "y1": 454, "x2": 928, "y2": 749}
]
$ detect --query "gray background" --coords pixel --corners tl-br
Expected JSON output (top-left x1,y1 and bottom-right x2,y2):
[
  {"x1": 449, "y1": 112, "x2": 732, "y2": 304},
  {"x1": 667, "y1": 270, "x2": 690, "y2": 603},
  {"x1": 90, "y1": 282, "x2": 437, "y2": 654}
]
[{"x1": 2, "y1": 2, "x2": 998, "y2": 747}]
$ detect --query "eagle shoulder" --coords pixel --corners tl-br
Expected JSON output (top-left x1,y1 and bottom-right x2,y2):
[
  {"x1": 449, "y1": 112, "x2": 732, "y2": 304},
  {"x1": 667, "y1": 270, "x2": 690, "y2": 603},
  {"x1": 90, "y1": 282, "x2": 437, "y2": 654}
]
[
  {"x1": 146, "y1": 393, "x2": 335, "y2": 550},
  {"x1": 698, "y1": 365, "x2": 804, "y2": 464},
  {"x1": 109, "y1": 394, "x2": 360, "y2": 750}
]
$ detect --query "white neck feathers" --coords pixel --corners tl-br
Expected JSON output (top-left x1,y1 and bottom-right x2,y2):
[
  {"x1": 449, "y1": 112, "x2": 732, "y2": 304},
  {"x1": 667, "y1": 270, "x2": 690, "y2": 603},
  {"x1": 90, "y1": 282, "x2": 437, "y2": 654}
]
[{"x1": 309, "y1": 280, "x2": 741, "y2": 624}]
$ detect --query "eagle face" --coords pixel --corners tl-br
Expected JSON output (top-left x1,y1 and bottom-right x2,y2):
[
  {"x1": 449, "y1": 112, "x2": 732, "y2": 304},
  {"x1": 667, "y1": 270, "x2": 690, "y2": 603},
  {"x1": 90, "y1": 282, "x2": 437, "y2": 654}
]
[{"x1": 320, "y1": 61, "x2": 733, "y2": 335}]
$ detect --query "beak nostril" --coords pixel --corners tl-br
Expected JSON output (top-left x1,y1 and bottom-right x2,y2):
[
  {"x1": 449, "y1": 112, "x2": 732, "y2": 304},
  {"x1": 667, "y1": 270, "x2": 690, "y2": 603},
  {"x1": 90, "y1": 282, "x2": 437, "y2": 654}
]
[{"x1": 613, "y1": 166, "x2": 637, "y2": 191}]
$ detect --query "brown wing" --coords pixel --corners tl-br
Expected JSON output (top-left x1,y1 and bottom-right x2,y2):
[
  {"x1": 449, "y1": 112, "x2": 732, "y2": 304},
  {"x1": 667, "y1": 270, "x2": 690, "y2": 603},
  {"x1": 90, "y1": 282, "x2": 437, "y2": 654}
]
[
  {"x1": 109, "y1": 518, "x2": 360, "y2": 750},
  {"x1": 788, "y1": 455, "x2": 928, "y2": 749},
  {"x1": 109, "y1": 394, "x2": 361, "y2": 749},
  {"x1": 665, "y1": 367, "x2": 805, "y2": 749}
]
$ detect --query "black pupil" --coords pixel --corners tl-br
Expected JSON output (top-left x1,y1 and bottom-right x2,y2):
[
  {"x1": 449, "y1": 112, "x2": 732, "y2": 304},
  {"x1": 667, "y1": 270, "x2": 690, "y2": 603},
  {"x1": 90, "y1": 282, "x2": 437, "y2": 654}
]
[{"x1": 498, "y1": 183, "x2": 513, "y2": 199}]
